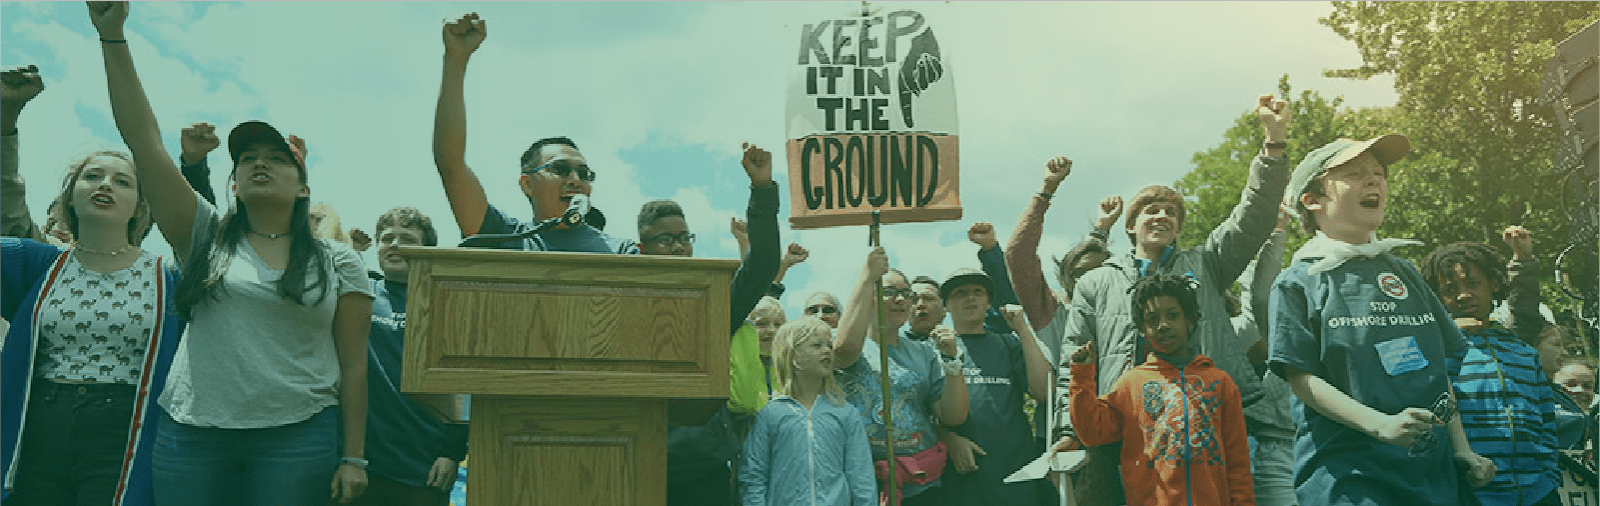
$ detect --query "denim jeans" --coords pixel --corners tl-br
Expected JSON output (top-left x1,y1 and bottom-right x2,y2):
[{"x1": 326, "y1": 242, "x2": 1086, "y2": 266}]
[
  {"x1": 7, "y1": 381, "x2": 136, "y2": 506},
  {"x1": 153, "y1": 406, "x2": 339, "y2": 506},
  {"x1": 1249, "y1": 433, "x2": 1298, "y2": 506}
]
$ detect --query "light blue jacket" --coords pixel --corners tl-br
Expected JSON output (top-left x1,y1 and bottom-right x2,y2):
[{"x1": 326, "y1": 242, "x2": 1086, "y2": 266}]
[{"x1": 739, "y1": 395, "x2": 877, "y2": 506}]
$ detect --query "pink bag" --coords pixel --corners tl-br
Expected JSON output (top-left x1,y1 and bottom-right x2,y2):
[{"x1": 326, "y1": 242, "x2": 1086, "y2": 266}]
[{"x1": 873, "y1": 442, "x2": 948, "y2": 505}]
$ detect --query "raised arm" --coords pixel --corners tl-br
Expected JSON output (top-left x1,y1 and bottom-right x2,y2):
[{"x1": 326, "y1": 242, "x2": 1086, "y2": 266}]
[
  {"x1": 772, "y1": 243, "x2": 808, "y2": 285},
  {"x1": 833, "y1": 246, "x2": 889, "y2": 369},
  {"x1": 1065, "y1": 343, "x2": 1122, "y2": 446},
  {"x1": 433, "y1": 13, "x2": 491, "y2": 237},
  {"x1": 726, "y1": 143, "x2": 781, "y2": 332},
  {"x1": 1198, "y1": 95, "x2": 1291, "y2": 286},
  {"x1": 1, "y1": 65, "x2": 47, "y2": 241},
  {"x1": 1501, "y1": 225, "x2": 1544, "y2": 340},
  {"x1": 89, "y1": 1, "x2": 198, "y2": 253},
  {"x1": 177, "y1": 122, "x2": 220, "y2": 206},
  {"x1": 1004, "y1": 156, "x2": 1070, "y2": 329},
  {"x1": 1001, "y1": 305, "x2": 1052, "y2": 401}
]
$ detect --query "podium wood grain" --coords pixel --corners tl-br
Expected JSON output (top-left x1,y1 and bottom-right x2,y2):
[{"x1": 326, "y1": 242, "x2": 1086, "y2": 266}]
[{"x1": 396, "y1": 247, "x2": 737, "y2": 505}]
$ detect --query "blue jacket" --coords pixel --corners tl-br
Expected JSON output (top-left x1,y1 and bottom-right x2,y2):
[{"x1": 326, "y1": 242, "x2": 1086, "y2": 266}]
[
  {"x1": 1, "y1": 238, "x2": 184, "y2": 506},
  {"x1": 739, "y1": 395, "x2": 877, "y2": 506}
]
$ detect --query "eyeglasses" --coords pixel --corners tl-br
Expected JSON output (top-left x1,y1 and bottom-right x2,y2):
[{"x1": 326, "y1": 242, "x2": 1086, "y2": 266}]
[
  {"x1": 643, "y1": 232, "x2": 695, "y2": 248},
  {"x1": 522, "y1": 160, "x2": 596, "y2": 182},
  {"x1": 804, "y1": 305, "x2": 837, "y2": 315},
  {"x1": 880, "y1": 287, "x2": 914, "y2": 299}
]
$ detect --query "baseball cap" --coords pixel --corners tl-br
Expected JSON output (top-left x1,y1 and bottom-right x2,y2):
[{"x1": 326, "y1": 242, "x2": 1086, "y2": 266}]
[
  {"x1": 228, "y1": 121, "x2": 306, "y2": 170},
  {"x1": 1288, "y1": 134, "x2": 1409, "y2": 203},
  {"x1": 940, "y1": 267, "x2": 994, "y2": 302}
]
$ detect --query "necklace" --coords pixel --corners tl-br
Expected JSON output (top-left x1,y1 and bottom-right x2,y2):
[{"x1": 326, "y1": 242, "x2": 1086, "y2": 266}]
[
  {"x1": 249, "y1": 230, "x2": 289, "y2": 239},
  {"x1": 75, "y1": 244, "x2": 132, "y2": 256}
]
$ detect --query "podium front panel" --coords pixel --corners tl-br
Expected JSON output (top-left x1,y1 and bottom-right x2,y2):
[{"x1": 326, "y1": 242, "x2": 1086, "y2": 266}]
[{"x1": 398, "y1": 247, "x2": 737, "y2": 398}]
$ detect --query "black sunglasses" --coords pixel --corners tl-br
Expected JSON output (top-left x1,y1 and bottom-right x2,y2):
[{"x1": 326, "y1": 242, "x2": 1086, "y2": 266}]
[
  {"x1": 804, "y1": 305, "x2": 838, "y2": 315},
  {"x1": 523, "y1": 160, "x2": 596, "y2": 182}
]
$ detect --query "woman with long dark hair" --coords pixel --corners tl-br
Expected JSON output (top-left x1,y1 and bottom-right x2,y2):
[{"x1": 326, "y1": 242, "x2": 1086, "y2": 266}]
[{"x1": 89, "y1": 2, "x2": 374, "y2": 504}]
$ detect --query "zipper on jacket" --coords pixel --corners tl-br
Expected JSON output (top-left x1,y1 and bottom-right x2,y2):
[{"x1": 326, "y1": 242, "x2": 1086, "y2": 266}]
[
  {"x1": 1179, "y1": 364, "x2": 1193, "y2": 506},
  {"x1": 805, "y1": 402, "x2": 817, "y2": 506}
]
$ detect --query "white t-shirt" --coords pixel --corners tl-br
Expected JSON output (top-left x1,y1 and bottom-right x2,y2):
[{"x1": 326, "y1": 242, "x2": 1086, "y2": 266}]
[{"x1": 159, "y1": 200, "x2": 372, "y2": 428}]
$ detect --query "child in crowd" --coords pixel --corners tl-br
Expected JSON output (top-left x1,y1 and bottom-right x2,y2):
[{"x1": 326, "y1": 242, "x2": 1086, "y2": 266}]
[
  {"x1": 1267, "y1": 134, "x2": 1494, "y2": 506},
  {"x1": 739, "y1": 317, "x2": 877, "y2": 506},
  {"x1": 1421, "y1": 229, "x2": 1561, "y2": 506},
  {"x1": 1068, "y1": 273, "x2": 1254, "y2": 505},
  {"x1": 935, "y1": 267, "x2": 1055, "y2": 505}
]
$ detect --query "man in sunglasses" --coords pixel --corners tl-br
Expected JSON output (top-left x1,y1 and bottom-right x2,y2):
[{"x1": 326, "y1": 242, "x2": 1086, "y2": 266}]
[
  {"x1": 433, "y1": 13, "x2": 635, "y2": 253},
  {"x1": 802, "y1": 292, "x2": 843, "y2": 328}
]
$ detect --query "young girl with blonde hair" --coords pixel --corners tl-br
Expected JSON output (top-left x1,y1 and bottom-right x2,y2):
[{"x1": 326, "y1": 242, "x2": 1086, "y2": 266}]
[{"x1": 738, "y1": 316, "x2": 876, "y2": 505}]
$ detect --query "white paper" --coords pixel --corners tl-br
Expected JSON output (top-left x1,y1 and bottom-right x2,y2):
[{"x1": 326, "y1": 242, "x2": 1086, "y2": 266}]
[{"x1": 1003, "y1": 449, "x2": 1088, "y2": 483}]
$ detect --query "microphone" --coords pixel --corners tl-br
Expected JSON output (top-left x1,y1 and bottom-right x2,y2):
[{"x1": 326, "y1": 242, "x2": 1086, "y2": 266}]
[{"x1": 561, "y1": 194, "x2": 590, "y2": 228}]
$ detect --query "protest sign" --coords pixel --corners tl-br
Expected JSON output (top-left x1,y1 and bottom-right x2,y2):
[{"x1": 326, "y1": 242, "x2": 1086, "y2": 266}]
[{"x1": 786, "y1": 8, "x2": 961, "y2": 229}]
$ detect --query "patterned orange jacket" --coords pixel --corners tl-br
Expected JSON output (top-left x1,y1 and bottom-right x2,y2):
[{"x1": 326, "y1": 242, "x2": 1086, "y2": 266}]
[{"x1": 1069, "y1": 354, "x2": 1255, "y2": 506}]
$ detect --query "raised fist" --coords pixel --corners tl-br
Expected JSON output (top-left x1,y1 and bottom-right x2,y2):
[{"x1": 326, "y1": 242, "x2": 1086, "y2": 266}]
[
  {"x1": 180, "y1": 123, "x2": 220, "y2": 164},
  {"x1": 967, "y1": 222, "x2": 998, "y2": 250},
  {"x1": 1, "y1": 65, "x2": 44, "y2": 107},
  {"x1": 740, "y1": 142, "x2": 772, "y2": 186},
  {"x1": 1256, "y1": 93, "x2": 1290, "y2": 142},
  {"x1": 442, "y1": 12, "x2": 487, "y2": 57},
  {"x1": 1045, "y1": 156, "x2": 1072, "y2": 181}
]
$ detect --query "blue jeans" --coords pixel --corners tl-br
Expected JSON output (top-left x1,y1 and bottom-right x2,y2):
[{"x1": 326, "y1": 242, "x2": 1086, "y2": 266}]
[
  {"x1": 1249, "y1": 433, "x2": 1298, "y2": 506},
  {"x1": 153, "y1": 407, "x2": 339, "y2": 506}
]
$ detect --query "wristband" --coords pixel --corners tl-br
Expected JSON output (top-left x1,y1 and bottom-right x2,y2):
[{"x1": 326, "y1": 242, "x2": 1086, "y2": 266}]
[
  {"x1": 940, "y1": 352, "x2": 965, "y2": 375},
  {"x1": 100, "y1": 38, "x2": 127, "y2": 44},
  {"x1": 340, "y1": 457, "x2": 368, "y2": 469},
  {"x1": 1088, "y1": 229, "x2": 1110, "y2": 242},
  {"x1": 1036, "y1": 191, "x2": 1053, "y2": 200},
  {"x1": 1263, "y1": 140, "x2": 1287, "y2": 150}
]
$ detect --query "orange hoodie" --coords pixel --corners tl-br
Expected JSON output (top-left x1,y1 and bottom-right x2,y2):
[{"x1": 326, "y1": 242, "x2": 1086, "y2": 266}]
[{"x1": 1069, "y1": 354, "x2": 1254, "y2": 506}]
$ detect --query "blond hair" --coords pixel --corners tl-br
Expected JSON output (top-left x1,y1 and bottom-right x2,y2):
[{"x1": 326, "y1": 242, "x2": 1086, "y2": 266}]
[{"x1": 771, "y1": 316, "x2": 846, "y2": 405}]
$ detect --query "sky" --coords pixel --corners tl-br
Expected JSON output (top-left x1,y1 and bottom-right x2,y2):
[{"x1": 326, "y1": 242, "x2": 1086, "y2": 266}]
[{"x1": 1, "y1": 1, "x2": 1401, "y2": 323}]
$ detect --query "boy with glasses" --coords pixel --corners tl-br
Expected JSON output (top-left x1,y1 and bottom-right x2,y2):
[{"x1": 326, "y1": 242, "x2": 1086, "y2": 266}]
[{"x1": 638, "y1": 144, "x2": 783, "y2": 506}]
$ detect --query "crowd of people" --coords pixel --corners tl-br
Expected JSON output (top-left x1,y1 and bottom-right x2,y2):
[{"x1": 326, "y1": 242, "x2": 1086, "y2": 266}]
[{"x1": 0, "y1": 3, "x2": 1594, "y2": 506}]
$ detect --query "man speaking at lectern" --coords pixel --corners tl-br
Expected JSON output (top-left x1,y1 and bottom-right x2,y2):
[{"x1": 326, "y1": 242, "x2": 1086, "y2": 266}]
[{"x1": 432, "y1": 12, "x2": 636, "y2": 254}]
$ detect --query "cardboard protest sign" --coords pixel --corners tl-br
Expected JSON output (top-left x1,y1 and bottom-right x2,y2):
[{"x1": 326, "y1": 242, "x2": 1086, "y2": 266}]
[{"x1": 786, "y1": 8, "x2": 961, "y2": 229}]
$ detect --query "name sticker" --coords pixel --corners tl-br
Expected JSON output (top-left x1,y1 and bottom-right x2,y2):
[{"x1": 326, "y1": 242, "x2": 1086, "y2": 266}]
[{"x1": 1375, "y1": 336, "x2": 1428, "y2": 376}]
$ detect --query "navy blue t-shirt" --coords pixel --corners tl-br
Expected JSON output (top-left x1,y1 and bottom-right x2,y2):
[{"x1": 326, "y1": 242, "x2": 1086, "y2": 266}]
[
  {"x1": 1267, "y1": 254, "x2": 1470, "y2": 506},
  {"x1": 365, "y1": 279, "x2": 469, "y2": 487},
  {"x1": 944, "y1": 330, "x2": 1047, "y2": 505},
  {"x1": 475, "y1": 203, "x2": 638, "y2": 253}
]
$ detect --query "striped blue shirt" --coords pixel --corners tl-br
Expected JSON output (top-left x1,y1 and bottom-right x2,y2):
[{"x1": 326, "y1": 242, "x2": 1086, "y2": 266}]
[{"x1": 1454, "y1": 323, "x2": 1561, "y2": 506}]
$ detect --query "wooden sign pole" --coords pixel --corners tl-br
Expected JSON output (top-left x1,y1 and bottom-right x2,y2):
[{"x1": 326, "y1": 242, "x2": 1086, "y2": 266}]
[{"x1": 870, "y1": 209, "x2": 900, "y2": 506}]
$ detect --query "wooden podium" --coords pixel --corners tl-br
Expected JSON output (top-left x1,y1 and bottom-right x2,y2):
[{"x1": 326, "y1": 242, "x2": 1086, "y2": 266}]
[{"x1": 396, "y1": 247, "x2": 739, "y2": 505}]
